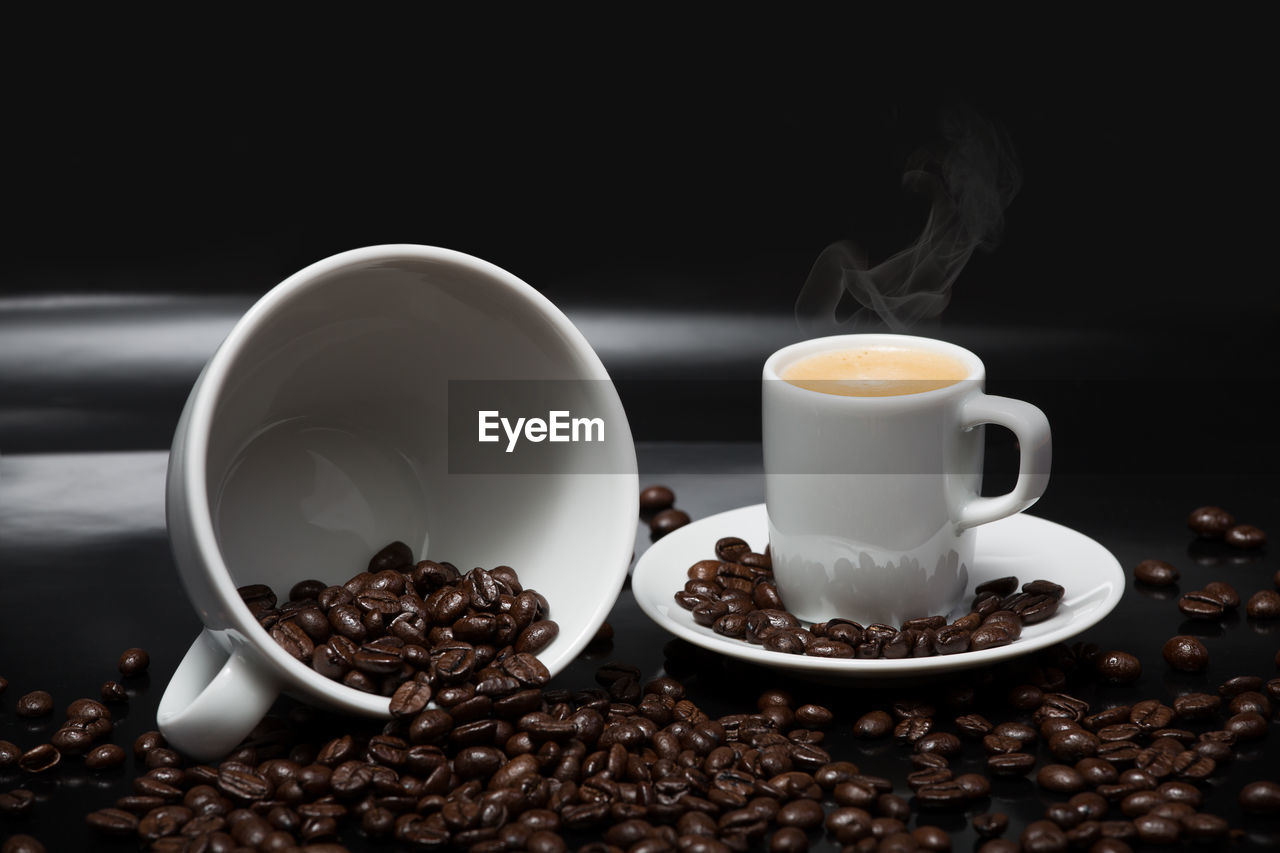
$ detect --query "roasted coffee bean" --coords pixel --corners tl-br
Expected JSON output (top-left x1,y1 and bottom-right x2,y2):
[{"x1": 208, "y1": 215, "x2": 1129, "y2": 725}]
[
  {"x1": 1202, "y1": 581, "x2": 1239, "y2": 608},
  {"x1": 1188, "y1": 505, "x2": 1234, "y2": 537},
  {"x1": 970, "y1": 623, "x2": 1014, "y2": 651},
  {"x1": 99, "y1": 680, "x2": 128, "y2": 703},
  {"x1": 1095, "y1": 651, "x2": 1141, "y2": 684},
  {"x1": 1049, "y1": 729, "x2": 1100, "y2": 762},
  {"x1": 973, "y1": 812, "x2": 1009, "y2": 838},
  {"x1": 1, "y1": 836, "x2": 44, "y2": 853},
  {"x1": 955, "y1": 713, "x2": 993, "y2": 738},
  {"x1": 1225, "y1": 523, "x2": 1266, "y2": 549},
  {"x1": 1247, "y1": 589, "x2": 1280, "y2": 619},
  {"x1": 1020, "y1": 819, "x2": 1067, "y2": 852},
  {"x1": 85, "y1": 743, "x2": 127, "y2": 770},
  {"x1": 1240, "y1": 780, "x2": 1280, "y2": 814},
  {"x1": 976, "y1": 577, "x2": 1019, "y2": 597},
  {"x1": 1076, "y1": 758, "x2": 1118, "y2": 786},
  {"x1": 16, "y1": 690, "x2": 53, "y2": 717},
  {"x1": 1219, "y1": 674, "x2": 1263, "y2": 696},
  {"x1": 640, "y1": 484, "x2": 676, "y2": 514},
  {"x1": 0, "y1": 789, "x2": 36, "y2": 815},
  {"x1": 1130, "y1": 700, "x2": 1174, "y2": 730},
  {"x1": 388, "y1": 681, "x2": 432, "y2": 717},
  {"x1": 651, "y1": 508, "x2": 691, "y2": 538},
  {"x1": 932, "y1": 626, "x2": 970, "y2": 655},
  {"x1": 1160, "y1": 635, "x2": 1208, "y2": 672},
  {"x1": 987, "y1": 753, "x2": 1036, "y2": 775},
  {"x1": 1181, "y1": 813, "x2": 1228, "y2": 840},
  {"x1": 0, "y1": 740, "x2": 21, "y2": 769},
  {"x1": 18, "y1": 744, "x2": 60, "y2": 773},
  {"x1": 1133, "y1": 559, "x2": 1179, "y2": 586},
  {"x1": 1170, "y1": 693, "x2": 1218, "y2": 721},
  {"x1": 1036, "y1": 764, "x2": 1085, "y2": 793},
  {"x1": 118, "y1": 647, "x2": 150, "y2": 677},
  {"x1": 1228, "y1": 690, "x2": 1272, "y2": 716},
  {"x1": 1224, "y1": 711, "x2": 1267, "y2": 740},
  {"x1": 853, "y1": 710, "x2": 893, "y2": 738},
  {"x1": 1023, "y1": 579, "x2": 1065, "y2": 600},
  {"x1": 915, "y1": 780, "x2": 971, "y2": 808},
  {"x1": 86, "y1": 807, "x2": 141, "y2": 836},
  {"x1": 1178, "y1": 592, "x2": 1224, "y2": 619}
]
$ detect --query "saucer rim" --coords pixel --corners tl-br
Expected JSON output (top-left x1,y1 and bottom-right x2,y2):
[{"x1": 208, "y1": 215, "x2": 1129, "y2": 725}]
[{"x1": 632, "y1": 504, "x2": 1126, "y2": 677}]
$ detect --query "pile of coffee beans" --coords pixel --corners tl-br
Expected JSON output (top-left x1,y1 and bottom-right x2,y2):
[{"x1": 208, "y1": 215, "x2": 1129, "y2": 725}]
[
  {"x1": 6, "y1": 503, "x2": 1280, "y2": 852},
  {"x1": 673, "y1": 536, "x2": 1066, "y2": 659},
  {"x1": 1, "y1": 649, "x2": 146, "y2": 853},
  {"x1": 1187, "y1": 504, "x2": 1266, "y2": 549},
  {"x1": 641, "y1": 484, "x2": 691, "y2": 540},
  {"x1": 244, "y1": 542, "x2": 559, "y2": 700}
]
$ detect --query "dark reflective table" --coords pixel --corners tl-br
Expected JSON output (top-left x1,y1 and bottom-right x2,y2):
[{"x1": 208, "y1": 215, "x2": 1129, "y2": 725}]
[{"x1": 2, "y1": 442, "x2": 1277, "y2": 850}]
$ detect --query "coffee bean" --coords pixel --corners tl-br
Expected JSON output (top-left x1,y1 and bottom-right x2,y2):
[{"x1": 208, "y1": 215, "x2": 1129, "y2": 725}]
[
  {"x1": 84, "y1": 743, "x2": 126, "y2": 770},
  {"x1": 1095, "y1": 651, "x2": 1141, "y2": 684},
  {"x1": 976, "y1": 576, "x2": 1019, "y2": 597},
  {"x1": 973, "y1": 812, "x2": 1009, "y2": 838},
  {"x1": 1134, "y1": 813, "x2": 1180, "y2": 844},
  {"x1": 970, "y1": 624, "x2": 1014, "y2": 651},
  {"x1": 18, "y1": 744, "x2": 60, "y2": 773},
  {"x1": 1187, "y1": 506, "x2": 1235, "y2": 537},
  {"x1": 98, "y1": 680, "x2": 127, "y2": 703},
  {"x1": 650, "y1": 508, "x2": 691, "y2": 538},
  {"x1": 1177, "y1": 592, "x2": 1224, "y2": 619},
  {"x1": 1224, "y1": 711, "x2": 1267, "y2": 740},
  {"x1": 0, "y1": 789, "x2": 35, "y2": 815},
  {"x1": 1240, "y1": 780, "x2": 1280, "y2": 814},
  {"x1": 640, "y1": 484, "x2": 676, "y2": 514},
  {"x1": 988, "y1": 753, "x2": 1036, "y2": 776},
  {"x1": 1247, "y1": 590, "x2": 1280, "y2": 619},
  {"x1": 0, "y1": 741, "x2": 21, "y2": 769},
  {"x1": 1133, "y1": 559, "x2": 1179, "y2": 586},
  {"x1": 1, "y1": 835, "x2": 44, "y2": 853},
  {"x1": 911, "y1": 825, "x2": 951, "y2": 851},
  {"x1": 118, "y1": 647, "x2": 150, "y2": 677},
  {"x1": 1129, "y1": 699, "x2": 1174, "y2": 730},
  {"x1": 1037, "y1": 764, "x2": 1085, "y2": 793},
  {"x1": 1225, "y1": 524, "x2": 1266, "y2": 549},
  {"x1": 1202, "y1": 581, "x2": 1239, "y2": 608},
  {"x1": 1160, "y1": 635, "x2": 1208, "y2": 672},
  {"x1": 1182, "y1": 813, "x2": 1229, "y2": 840},
  {"x1": 388, "y1": 681, "x2": 432, "y2": 717},
  {"x1": 86, "y1": 807, "x2": 141, "y2": 836},
  {"x1": 1020, "y1": 819, "x2": 1067, "y2": 852},
  {"x1": 853, "y1": 711, "x2": 893, "y2": 738},
  {"x1": 15, "y1": 690, "x2": 53, "y2": 717},
  {"x1": 1228, "y1": 690, "x2": 1272, "y2": 716},
  {"x1": 1049, "y1": 729, "x2": 1100, "y2": 762}
]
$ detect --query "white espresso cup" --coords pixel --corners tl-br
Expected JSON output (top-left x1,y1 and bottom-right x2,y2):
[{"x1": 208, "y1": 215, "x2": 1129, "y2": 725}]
[
  {"x1": 763, "y1": 333, "x2": 1051, "y2": 626},
  {"x1": 159, "y1": 245, "x2": 637, "y2": 760}
]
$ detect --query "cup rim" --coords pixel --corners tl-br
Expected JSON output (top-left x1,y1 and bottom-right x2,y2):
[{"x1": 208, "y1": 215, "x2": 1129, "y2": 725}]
[
  {"x1": 177, "y1": 244, "x2": 635, "y2": 713},
  {"x1": 763, "y1": 333, "x2": 986, "y2": 405}
]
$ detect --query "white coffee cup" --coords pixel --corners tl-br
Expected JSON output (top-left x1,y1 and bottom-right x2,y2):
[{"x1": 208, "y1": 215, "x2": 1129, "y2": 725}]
[
  {"x1": 763, "y1": 333, "x2": 1051, "y2": 626},
  {"x1": 159, "y1": 245, "x2": 638, "y2": 760}
]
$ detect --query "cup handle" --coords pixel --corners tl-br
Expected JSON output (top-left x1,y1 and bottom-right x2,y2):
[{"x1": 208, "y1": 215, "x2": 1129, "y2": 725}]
[
  {"x1": 156, "y1": 629, "x2": 279, "y2": 761},
  {"x1": 955, "y1": 393, "x2": 1052, "y2": 531}
]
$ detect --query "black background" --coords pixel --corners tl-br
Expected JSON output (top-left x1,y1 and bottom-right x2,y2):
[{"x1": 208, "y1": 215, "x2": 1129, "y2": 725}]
[
  {"x1": 3, "y1": 23, "x2": 1275, "y2": 468},
  {"x1": 2, "y1": 19, "x2": 1278, "y2": 852}
]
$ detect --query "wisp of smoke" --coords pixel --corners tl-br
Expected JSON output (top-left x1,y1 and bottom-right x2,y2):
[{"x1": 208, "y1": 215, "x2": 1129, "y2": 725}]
[{"x1": 796, "y1": 106, "x2": 1022, "y2": 333}]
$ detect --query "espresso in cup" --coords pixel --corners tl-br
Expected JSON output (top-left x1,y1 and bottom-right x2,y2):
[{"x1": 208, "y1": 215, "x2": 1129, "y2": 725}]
[
  {"x1": 782, "y1": 345, "x2": 969, "y2": 397},
  {"x1": 764, "y1": 334, "x2": 1051, "y2": 624}
]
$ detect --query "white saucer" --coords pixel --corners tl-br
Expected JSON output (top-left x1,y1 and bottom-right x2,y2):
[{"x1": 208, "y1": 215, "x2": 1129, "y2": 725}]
[{"x1": 632, "y1": 504, "x2": 1125, "y2": 678}]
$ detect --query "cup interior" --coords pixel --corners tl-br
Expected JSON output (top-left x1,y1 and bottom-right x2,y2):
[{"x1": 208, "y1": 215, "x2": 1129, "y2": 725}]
[{"x1": 193, "y1": 247, "x2": 636, "y2": 700}]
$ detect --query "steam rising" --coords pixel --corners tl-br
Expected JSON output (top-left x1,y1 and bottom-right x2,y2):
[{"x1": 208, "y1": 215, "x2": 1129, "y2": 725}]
[{"x1": 796, "y1": 107, "x2": 1021, "y2": 332}]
